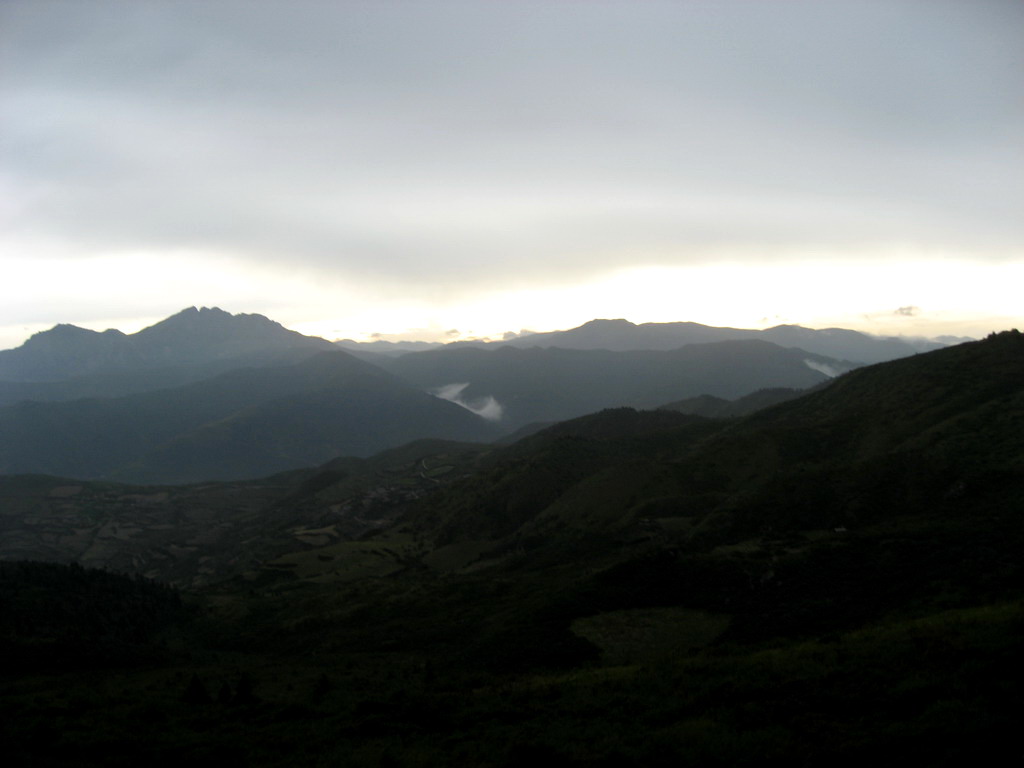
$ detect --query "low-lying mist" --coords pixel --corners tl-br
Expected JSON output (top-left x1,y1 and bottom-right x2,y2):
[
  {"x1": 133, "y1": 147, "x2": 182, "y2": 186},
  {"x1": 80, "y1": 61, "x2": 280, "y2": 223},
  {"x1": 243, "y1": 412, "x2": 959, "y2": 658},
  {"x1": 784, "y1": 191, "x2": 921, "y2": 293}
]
[{"x1": 432, "y1": 382, "x2": 504, "y2": 421}]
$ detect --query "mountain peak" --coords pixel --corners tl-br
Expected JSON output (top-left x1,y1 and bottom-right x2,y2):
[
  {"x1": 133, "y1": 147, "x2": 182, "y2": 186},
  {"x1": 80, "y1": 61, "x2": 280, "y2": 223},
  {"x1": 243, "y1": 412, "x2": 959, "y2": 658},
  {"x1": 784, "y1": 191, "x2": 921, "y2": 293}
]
[
  {"x1": 40, "y1": 323, "x2": 95, "y2": 338},
  {"x1": 147, "y1": 306, "x2": 246, "y2": 328},
  {"x1": 0, "y1": 307, "x2": 334, "y2": 382},
  {"x1": 134, "y1": 307, "x2": 291, "y2": 341},
  {"x1": 131, "y1": 307, "x2": 333, "y2": 361},
  {"x1": 20, "y1": 322, "x2": 126, "y2": 348},
  {"x1": 579, "y1": 318, "x2": 636, "y2": 329}
]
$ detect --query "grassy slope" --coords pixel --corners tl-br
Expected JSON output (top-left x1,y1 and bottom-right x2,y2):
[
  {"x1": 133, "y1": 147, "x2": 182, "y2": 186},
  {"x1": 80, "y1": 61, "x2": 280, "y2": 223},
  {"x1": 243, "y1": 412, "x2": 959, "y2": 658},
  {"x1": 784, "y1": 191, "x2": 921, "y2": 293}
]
[{"x1": 2, "y1": 332, "x2": 1022, "y2": 765}]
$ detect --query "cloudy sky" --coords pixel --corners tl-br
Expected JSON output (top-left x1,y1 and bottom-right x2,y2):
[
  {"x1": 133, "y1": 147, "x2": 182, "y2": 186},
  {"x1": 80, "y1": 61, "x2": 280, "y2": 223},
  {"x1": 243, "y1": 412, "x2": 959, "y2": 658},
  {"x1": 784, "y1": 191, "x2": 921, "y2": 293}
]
[{"x1": 1, "y1": 0, "x2": 1021, "y2": 350}]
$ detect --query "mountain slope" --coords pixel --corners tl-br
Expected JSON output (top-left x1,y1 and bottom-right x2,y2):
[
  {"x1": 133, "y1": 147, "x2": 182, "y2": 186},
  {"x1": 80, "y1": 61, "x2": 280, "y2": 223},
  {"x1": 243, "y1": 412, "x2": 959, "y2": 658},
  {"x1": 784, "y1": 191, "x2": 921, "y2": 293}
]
[
  {"x1": 659, "y1": 387, "x2": 805, "y2": 417},
  {"x1": 494, "y1": 317, "x2": 943, "y2": 363},
  {"x1": 392, "y1": 331, "x2": 1023, "y2": 565},
  {"x1": 0, "y1": 439, "x2": 488, "y2": 585},
  {"x1": 0, "y1": 306, "x2": 334, "y2": 385},
  {"x1": 384, "y1": 339, "x2": 847, "y2": 430},
  {"x1": 0, "y1": 351, "x2": 496, "y2": 483},
  {"x1": 113, "y1": 375, "x2": 494, "y2": 484},
  {"x1": 3, "y1": 333, "x2": 1022, "y2": 767}
]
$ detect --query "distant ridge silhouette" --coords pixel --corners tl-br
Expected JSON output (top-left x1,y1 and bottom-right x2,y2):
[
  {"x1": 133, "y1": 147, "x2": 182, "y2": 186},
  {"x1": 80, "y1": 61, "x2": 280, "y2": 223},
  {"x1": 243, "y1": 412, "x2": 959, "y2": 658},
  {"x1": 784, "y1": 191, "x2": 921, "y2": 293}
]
[{"x1": 0, "y1": 306, "x2": 334, "y2": 382}]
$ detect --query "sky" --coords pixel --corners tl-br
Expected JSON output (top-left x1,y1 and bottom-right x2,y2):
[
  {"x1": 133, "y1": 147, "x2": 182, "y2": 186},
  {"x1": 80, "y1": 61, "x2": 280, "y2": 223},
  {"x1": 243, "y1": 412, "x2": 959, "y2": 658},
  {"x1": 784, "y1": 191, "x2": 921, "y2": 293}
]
[{"x1": 1, "y1": 0, "x2": 1022, "y2": 350}]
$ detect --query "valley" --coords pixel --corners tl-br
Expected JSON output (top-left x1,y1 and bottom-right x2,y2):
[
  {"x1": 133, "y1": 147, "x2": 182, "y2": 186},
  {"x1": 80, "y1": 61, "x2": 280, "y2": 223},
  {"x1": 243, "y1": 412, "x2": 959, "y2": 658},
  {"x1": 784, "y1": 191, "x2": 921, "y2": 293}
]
[{"x1": 1, "y1": 311, "x2": 1021, "y2": 766}]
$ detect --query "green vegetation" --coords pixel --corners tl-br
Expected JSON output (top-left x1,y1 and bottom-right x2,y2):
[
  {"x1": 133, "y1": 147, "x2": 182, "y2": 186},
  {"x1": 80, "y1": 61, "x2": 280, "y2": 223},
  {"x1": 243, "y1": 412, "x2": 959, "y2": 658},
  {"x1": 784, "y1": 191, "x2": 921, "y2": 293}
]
[
  {"x1": 0, "y1": 561, "x2": 185, "y2": 671},
  {"x1": 2, "y1": 332, "x2": 1023, "y2": 764}
]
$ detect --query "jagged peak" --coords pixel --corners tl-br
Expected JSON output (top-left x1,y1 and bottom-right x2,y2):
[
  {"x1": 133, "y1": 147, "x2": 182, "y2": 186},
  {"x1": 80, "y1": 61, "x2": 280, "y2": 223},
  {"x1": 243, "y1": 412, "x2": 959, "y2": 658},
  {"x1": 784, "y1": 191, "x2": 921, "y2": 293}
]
[
  {"x1": 135, "y1": 306, "x2": 284, "y2": 336},
  {"x1": 47, "y1": 323, "x2": 92, "y2": 334},
  {"x1": 21, "y1": 323, "x2": 99, "y2": 345},
  {"x1": 159, "y1": 306, "x2": 238, "y2": 323}
]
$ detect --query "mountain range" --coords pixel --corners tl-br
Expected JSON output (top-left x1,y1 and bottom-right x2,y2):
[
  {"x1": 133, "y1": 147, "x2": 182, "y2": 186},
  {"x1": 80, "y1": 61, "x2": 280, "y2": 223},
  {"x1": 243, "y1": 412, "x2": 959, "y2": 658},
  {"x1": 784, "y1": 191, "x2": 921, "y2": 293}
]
[
  {"x1": 0, "y1": 350, "x2": 496, "y2": 483},
  {"x1": 2, "y1": 329, "x2": 1021, "y2": 765},
  {"x1": 0, "y1": 306, "x2": 930, "y2": 483},
  {"x1": 5, "y1": 329, "x2": 1018, "y2": 589},
  {"x1": 339, "y1": 317, "x2": 952, "y2": 363},
  {"x1": 0, "y1": 307, "x2": 341, "y2": 407},
  {"x1": 0, "y1": 306, "x2": 335, "y2": 383},
  {"x1": 380, "y1": 339, "x2": 848, "y2": 429}
]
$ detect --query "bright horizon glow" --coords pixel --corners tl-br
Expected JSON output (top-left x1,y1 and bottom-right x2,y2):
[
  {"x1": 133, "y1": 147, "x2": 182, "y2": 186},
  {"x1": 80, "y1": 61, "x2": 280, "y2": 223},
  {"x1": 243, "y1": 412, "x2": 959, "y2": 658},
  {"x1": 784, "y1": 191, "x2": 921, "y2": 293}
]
[
  {"x1": 3, "y1": 256, "x2": 1021, "y2": 352},
  {"x1": 2, "y1": 2, "x2": 1021, "y2": 351},
  {"x1": 238, "y1": 257, "x2": 1024, "y2": 343}
]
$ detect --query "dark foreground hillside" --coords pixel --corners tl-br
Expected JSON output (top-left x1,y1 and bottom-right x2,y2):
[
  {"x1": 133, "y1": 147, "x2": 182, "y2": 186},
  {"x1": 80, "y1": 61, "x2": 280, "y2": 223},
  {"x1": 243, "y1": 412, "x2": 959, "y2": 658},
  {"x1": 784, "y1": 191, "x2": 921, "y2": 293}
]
[{"x1": 1, "y1": 332, "x2": 1022, "y2": 766}]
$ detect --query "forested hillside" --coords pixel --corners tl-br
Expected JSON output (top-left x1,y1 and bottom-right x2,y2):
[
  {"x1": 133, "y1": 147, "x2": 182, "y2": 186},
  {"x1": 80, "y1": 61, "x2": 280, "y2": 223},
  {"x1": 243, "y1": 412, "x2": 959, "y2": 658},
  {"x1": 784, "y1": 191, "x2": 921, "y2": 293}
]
[{"x1": 2, "y1": 332, "x2": 1021, "y2": 765}]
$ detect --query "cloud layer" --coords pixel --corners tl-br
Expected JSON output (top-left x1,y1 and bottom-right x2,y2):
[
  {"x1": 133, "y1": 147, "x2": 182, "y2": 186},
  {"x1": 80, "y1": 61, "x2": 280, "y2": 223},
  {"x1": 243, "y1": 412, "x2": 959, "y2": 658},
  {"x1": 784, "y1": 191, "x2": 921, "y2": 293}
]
[
  {"x1": 1, "y1": 1, "x2": 1022, "y2": 345},
  {"x1": 432, "y1": 383, "x2": 503, "y2": 422}
]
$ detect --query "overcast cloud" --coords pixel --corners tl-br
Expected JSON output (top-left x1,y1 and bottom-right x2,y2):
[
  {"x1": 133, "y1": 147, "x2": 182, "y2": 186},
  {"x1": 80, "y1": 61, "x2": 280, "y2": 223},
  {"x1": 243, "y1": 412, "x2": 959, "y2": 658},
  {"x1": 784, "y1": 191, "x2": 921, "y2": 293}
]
[{"x1": 1, "y1": 1, "x2": 1022, "y2": 346}]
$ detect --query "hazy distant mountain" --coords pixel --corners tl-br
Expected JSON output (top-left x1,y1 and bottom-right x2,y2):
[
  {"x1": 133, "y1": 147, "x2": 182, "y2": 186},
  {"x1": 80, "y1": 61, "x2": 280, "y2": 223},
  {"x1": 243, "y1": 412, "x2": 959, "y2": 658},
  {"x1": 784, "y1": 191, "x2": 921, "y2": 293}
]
[
  {"x1": 0, "y1": 306, "x2": 334, "y2": 384},
  {"x1": 335, "y1": 339, "x2": 445, "y2": 358},
  {"x1": 0, "y1": 351, "x2": 496, "y2": 483},
  {"x1": 900, "y1": 333, "x2": 976, "y2": 351},
  {"x1": 333, "y1": 317, "x2": 954, "y2": 364},
  {"x1": 384, "y1": 339, "x2": 852, "y2": 430},
  {"x1": 492, "y1": 318, "x2": 946, "y2": 363},
  {"x1": 0, "y1": 307, "x2": 946, "y2": 484}
]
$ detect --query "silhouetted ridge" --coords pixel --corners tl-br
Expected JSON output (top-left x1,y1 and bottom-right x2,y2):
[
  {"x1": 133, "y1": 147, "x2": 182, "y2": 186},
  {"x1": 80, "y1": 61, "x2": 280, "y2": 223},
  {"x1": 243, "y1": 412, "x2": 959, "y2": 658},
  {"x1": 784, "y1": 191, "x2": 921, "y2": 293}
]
[
  {"x1": 0, "y1": 306, "x2": 334, "y2": 382},
  {"x1": 487, "y1": 317, "x2": 946, "y2": 362}
]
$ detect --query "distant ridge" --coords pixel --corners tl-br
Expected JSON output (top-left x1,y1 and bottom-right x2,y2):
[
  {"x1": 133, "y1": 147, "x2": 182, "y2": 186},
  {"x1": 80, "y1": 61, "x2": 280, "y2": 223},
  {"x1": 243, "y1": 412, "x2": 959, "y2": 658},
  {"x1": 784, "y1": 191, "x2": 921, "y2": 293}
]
[
  {"x1": 5, "y1": 310, "x2": 958, "y2": 382},
  {"x1": 492, "y1": 318, "x2": 947, "y2": 364},
  {"x1": 334, "y1": 317, "x2": 956, "y2": 364},
  {"x1": 383, "y1": 339, "x2": 853, "y2": 430},
  {"x1": 0, "y1": 306, "x2": 334, "y2": 382}
]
